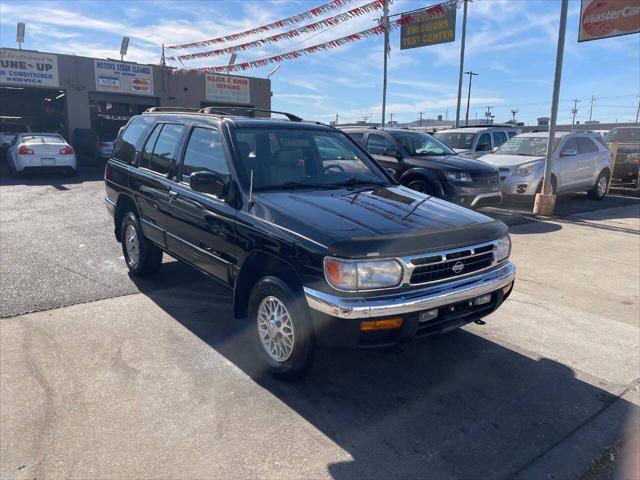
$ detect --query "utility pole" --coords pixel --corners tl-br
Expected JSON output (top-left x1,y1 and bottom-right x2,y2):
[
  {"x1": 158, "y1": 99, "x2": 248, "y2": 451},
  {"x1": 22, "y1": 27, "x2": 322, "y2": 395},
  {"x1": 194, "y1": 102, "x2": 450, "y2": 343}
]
[
  {"x1": 464, "y1": 70, "x2": 478, "y2": 126},
  {"x1": 571, "y1": 99, "x2": 581, "y2": 129},
  {"x1": 534, "y1": 0, "x2": 568, "y2": 217},
  {"x1": 455, "y1": 0, "x2": 469, "y2": 128},
  {"x1": 511, "y1": 109, "x2": 519, "y2": 123},
  {"x1": 389, "y1": 113, "x2": 394, "y2": 125},
  {"x1": 335, "y1": 113, "x2": 339, "y2": 125},
  {"x1": 380, "y1": 0, "x2": 390, "y2": 128},
  {"x1": 418, "y1": 111, "x2": 423, "y2": 127},
  {"x1": 589, "y1": 96, "x2": 595, "y2": 122},
  {"x1": 636, "y1": 96, "x2": 640, "y2": 123},
  {"x1": 484, "y1": 106, "x2": 494, "y2": 124}
]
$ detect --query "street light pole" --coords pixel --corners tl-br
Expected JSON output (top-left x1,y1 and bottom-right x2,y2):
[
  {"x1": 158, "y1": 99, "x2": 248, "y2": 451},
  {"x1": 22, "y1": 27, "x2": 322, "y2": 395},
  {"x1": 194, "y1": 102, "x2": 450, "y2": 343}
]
[
  {"x1": 455, "y1": 0, "x2": 468, "y2": 128},
  {"x1": 534, "y1": 0, "x2": 569, "y2": 216},
  {"x1": 381, "y1": 0, "x2": 390, "y2": 128},
  {"x1": 464, "y1": 70, "x2": 478, "y2": 126},
  {"x1": 571, "y1": 99, "x2": 581, "y2": 129}
]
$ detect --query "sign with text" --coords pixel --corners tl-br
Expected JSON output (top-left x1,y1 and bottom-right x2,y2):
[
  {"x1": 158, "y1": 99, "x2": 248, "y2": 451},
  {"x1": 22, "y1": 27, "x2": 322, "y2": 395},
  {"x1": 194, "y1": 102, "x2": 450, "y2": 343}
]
[
  {"x1": 400, "y1": 4, "x2": 456, "y2": 50},
  {"x1": 0, "y1": 49, "x2": 59, "y2": 87},
  {"x1": 579, "y1": 0, "x2": 640, "y2": 42},
  {"x1": 94, "y1": 60, "x2": 154, "y2": 95},
  {"x1": 205, "y1": 74, "x2": 250, "y2": 104}
]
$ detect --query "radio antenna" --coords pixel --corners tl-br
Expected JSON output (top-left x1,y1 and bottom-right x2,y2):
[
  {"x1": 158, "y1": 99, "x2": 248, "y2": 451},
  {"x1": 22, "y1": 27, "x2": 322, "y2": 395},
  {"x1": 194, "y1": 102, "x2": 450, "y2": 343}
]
[{"x1": 248, "y1": 169, "x2": 255, "y2": 209}]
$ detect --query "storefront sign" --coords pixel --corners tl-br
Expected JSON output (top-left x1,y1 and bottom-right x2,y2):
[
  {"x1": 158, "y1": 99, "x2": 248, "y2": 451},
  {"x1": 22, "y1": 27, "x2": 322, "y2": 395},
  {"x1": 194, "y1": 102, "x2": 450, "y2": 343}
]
[
  {"x1": 0, "y1": 49, "x2": 59, "y2": 87},
  {"x1": 579, "y1": 0, "x2": 640, "y2": 42},
  {"x1": 94, "y1": 60, "x2": 154, "y2": 95},
  {"x1": 400, "y1": 3, "x2": 456, "y2": 50},
  {"x1": 205, "y1": 74, "x2": 250, "y2": 104}
]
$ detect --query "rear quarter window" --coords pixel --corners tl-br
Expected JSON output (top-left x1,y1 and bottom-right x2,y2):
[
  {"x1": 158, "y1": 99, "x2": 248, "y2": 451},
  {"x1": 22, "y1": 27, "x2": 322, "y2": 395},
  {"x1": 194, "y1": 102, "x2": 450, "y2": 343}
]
[{"x1": 113, "y1": 116, "x2": 154, "y2": 164}]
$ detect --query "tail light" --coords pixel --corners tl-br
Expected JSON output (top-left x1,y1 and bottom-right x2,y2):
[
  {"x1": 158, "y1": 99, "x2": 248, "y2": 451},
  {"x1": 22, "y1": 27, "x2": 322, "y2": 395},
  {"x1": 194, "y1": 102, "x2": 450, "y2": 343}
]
[
  {"x1": 18, "y1": 145, "x2": 34, "y2": 155},
  {"x1": 59, "y1": 146, "x2": 74, "y2": 155}
]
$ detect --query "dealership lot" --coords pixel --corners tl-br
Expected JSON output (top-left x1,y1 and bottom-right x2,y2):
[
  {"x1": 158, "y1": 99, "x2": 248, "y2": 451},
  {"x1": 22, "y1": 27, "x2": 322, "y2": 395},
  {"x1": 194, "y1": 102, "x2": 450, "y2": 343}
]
[{"x1": 0, "y1": 169, "x2": 638, "y2": 479}]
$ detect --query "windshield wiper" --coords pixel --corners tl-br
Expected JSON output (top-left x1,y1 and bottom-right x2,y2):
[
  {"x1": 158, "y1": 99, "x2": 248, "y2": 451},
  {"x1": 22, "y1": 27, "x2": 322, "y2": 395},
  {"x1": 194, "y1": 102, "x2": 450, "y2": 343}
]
[
  {"x1": 331, "y1": 177, "x2": 387, "y2": 187},
  {"x1": 255, "y1": 181, "x2": 338, "y2": 191}
]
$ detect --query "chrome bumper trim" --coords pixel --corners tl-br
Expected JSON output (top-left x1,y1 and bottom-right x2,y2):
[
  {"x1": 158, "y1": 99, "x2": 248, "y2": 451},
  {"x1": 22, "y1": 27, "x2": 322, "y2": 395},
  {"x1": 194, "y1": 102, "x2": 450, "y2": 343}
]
[
  {"x1": 104, "y1": 198, "x2": 116, "y2": 216},
  {"x1": 304, "y1": 262, "x2": 515, "y2": 319},
  {"x1": 470, "y1": 192, "x2": 503, "y2": 207}
]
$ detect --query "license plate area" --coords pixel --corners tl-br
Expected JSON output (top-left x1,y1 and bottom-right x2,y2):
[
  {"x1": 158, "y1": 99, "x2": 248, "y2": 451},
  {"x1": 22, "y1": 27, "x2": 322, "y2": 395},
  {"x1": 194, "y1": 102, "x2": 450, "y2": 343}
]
[{"x1": 41, "y1": 158, "x2": 55, "y2": 166}]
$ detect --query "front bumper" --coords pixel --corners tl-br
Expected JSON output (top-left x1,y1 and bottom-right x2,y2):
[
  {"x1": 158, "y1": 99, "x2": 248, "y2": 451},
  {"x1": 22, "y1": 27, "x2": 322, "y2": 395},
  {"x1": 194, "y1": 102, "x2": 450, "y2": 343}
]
[
  {"x1": 445, "y1": 185, "x2": 503, "y2": 208},
  {"x1": 304, "y1": 262, "x2": 515, "y2": 320},
  {"x1": 501, "y1": 174, "x2": 541, "y2": 196}
]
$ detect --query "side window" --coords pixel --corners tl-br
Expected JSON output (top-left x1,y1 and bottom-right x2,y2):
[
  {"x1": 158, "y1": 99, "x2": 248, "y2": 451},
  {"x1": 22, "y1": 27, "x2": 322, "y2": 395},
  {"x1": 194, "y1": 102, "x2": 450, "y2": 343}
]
[
  {"x1": 141, "y1": 124, "x2": 162, "y2": 170},
  {"x1": 181, "y1": 128, "x2": 229, "y2": 182},
  {"x1": 112, "y1": 116, "x2": 153, "y2": 164},
  {"x1": 493, "y1": 131, "x2": 507, "y2": 147},
  {"x1": 140, "y1": 123, "x2": 184, "y2": 175},
  {"x1": 577, "y1": 137, "x2": 598, "y2": 154},
  {"x1": 366, "y1": 133, "x2": 395, "y2": 154},
  {"x1": 347, "y1": 132, "x2": 365, "y2": 145},
  {"x1": 476, "y1": 133, "x2": 492, "y2": 151},
  {"x1": 561, "y1": 137, "x2": 578, "y2": 154}
]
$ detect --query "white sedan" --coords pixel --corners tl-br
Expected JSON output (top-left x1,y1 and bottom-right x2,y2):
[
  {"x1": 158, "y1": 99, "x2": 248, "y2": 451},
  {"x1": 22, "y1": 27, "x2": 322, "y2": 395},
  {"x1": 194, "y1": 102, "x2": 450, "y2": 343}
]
[{"x1": 7, "y1": 133, "x2": 77, "y2": 176}]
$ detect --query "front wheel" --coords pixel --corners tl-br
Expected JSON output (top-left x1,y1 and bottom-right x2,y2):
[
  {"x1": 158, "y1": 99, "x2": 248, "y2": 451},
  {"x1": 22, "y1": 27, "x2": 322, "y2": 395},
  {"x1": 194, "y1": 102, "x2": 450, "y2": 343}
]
[
  {"x1": 120, "y1": 211, "x2": 163, "y2": 276},
  {"x1": 248, "y1": 277, "x2": 315, "y2": 381},
  {"x1": 406, "y1": 178, "x2": 435, "y2": 196},
  {"x1": 588, "y1": 170, "x2": 609, "y2": 200}
]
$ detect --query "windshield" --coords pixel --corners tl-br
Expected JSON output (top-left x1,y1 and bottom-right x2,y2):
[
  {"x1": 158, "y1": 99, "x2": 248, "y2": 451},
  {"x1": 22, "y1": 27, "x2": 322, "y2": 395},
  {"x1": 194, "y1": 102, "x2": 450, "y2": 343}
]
[
  {"x1": 390, "y1": 131, "x2": 455, "y2": 156},
  {"x1": 494, "y1": 136, "x2": 562, "y2": 156},
  {"x1": 22, "y1": 134, "x2": 66, "y2": 145},
  {"x1": 232, "y1": 128, "x2": 389, "y2": 190},
  {"x1": 434, "y1": 132, "x2": 476, "y2": 150},
  {"x1": 604, "y1": 128, "x2": 640, "y2": 143}
]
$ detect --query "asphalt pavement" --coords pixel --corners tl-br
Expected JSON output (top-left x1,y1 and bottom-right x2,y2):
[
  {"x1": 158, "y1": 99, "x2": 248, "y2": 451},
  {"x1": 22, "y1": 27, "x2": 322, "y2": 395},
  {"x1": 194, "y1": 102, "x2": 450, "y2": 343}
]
[{"x1": 0, "y1": 167, "x2": 639, "y2": 479}]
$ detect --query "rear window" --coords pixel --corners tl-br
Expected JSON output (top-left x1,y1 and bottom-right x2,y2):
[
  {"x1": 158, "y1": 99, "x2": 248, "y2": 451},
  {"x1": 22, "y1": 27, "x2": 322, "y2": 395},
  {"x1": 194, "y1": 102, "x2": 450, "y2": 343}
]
[
  {"x1": 22, "y1": 134, "x2": 66, "y2": 144},
  {"x1": 113, "y1": 115, "x2": 154, "y2": 164},
  {"x1": 140, "y1": 123, "x2": 184, "y2": 175}
]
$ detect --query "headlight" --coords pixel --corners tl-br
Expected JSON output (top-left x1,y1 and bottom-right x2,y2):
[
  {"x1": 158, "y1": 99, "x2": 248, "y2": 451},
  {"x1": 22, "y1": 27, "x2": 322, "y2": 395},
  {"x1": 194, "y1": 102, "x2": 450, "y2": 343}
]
[
  {"x1": 513, "y1": 162, "x2": 540, "y2": 177},
  {"x1": 445, "y1": 171, "x2": 473, "y2": 182},
  {"x1": 494, "y1": 235, "x2": 511, "y2": 263},
  {"x1": 324, "y1": 258, "x2": 403, "y2": 291}
]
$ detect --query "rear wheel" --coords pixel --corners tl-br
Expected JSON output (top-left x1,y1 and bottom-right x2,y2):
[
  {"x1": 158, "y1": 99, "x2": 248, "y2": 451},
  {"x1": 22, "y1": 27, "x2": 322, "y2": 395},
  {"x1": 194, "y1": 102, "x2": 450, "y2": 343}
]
[
  {"x1": 248, "y1": 276, "x2": 314, "y2": 381},
  {"x1": 588, "y1": 170, "x2": 609, "y2": 200},
  {"x1": 406, "y1": 178, "x2": 435, "y2": 196},
  {"x1": 120, "y1": 211, "x2": 163, "y2": 276}
]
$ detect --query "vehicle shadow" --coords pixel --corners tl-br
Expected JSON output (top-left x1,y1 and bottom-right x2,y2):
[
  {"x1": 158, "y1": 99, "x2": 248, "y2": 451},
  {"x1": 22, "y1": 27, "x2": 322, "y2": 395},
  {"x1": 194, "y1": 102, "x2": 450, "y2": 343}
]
[
  {"x1": 0, "y1": 159, "x2": 105, "y2": 186},
  {"x1": 130, "y1": 277, "x2": 638, "y2": 479}
]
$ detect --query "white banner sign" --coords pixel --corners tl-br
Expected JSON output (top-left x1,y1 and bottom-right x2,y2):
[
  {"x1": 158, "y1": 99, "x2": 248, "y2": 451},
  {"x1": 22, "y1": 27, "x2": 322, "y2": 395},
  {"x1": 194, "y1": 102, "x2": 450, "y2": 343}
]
[
  {"x1": 0, "y1": 49, "x2": 59, "y2": 87},
  {"x1": 94, "y1": 60, "x2": 154, "y2": 95},
  {"x1": 205, "y1": 74, "x2": 250, "y2": 104}
]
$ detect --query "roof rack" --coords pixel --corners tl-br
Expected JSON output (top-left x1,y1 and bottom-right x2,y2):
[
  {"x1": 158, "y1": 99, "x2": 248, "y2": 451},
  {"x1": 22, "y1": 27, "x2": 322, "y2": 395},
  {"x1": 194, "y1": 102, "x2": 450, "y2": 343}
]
[
  {"x1": 199, "y1": 107, "x2": 303, "y2": 122},
  {"x1": 144, "y1": 107, "x2": 201, "y2": 113}
]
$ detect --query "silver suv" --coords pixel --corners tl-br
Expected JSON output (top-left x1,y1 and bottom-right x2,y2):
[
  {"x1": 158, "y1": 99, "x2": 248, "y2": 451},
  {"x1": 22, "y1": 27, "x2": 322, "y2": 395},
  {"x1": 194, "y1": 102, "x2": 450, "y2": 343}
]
[
  {"x1": 479, "y1": 131, "x2": 612, "y2": 200},
  {"x1": 435, "y1": 126, "x2": 519, "y2": 159}
]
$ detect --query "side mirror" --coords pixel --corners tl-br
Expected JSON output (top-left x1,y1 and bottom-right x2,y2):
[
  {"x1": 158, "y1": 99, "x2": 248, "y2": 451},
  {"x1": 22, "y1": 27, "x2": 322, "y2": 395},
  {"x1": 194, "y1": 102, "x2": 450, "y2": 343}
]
[
  {"x1": 190, "y1": 171, "x2": 228, "y2": 197},
  {"x1": 385, "y1": 167, "x2": 397, "y2": 178},
  {"x1": 476, "y1": 143, "x2": 491, "y2": 152},
  {"x1": 561, "y1": 147, "x2": 577, "y2": 157},
  {"x1": 382, "y1": 147, "x2": 402, "y2": 159}
]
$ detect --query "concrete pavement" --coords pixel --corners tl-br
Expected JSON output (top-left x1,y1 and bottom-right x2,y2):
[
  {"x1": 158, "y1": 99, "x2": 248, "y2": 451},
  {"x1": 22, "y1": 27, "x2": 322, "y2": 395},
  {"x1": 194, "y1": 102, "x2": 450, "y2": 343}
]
[{"x1": 1, "y1": 203, "x2": 638, "y2": 479}]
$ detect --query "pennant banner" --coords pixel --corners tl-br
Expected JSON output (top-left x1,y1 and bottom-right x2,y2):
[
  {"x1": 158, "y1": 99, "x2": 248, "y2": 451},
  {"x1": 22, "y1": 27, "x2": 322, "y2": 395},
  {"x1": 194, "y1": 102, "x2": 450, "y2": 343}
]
[
  {"x1": 175, "y1": 1, "x2": 457, "y2": 74},
  {"x1": 166, "y1": 0, "x2": 352, "y2": 50},
  {"x1": 166, "y1": 0, "x2": 384, "y2": 62}
]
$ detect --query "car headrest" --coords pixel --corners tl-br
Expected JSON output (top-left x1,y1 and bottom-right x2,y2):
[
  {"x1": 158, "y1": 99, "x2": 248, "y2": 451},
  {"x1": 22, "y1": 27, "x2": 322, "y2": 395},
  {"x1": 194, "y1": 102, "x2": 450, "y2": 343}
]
[{"x1": 272, "y1": 149, "x2": 301, "y2": 167}]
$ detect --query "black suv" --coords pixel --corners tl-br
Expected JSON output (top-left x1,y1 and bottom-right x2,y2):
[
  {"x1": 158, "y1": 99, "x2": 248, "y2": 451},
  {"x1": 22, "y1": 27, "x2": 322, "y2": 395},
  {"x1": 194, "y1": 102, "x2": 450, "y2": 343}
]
[
  {"x1": 342, "y1": 127, "x2": 502, "y2": 208},
  {"x1": 105, "y1": 108, "x2": 515, "y2": 380}
]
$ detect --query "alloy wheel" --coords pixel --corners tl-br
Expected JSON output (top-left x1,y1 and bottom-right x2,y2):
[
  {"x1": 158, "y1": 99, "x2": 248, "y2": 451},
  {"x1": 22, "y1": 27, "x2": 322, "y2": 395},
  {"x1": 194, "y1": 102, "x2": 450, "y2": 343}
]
[{"x1": 257, "y1": 296, "x2": 295, "y2": 362}]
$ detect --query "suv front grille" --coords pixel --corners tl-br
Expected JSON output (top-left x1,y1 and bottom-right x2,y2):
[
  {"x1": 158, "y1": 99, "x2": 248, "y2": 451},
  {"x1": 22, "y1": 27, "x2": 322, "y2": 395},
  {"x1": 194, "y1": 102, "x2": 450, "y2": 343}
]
[
  {"x1": 409, "y1": 244, "x2": 495, "y2": 285},
  {"x1": 470, "y1": 172, "x2": 500, "y2": 185}
]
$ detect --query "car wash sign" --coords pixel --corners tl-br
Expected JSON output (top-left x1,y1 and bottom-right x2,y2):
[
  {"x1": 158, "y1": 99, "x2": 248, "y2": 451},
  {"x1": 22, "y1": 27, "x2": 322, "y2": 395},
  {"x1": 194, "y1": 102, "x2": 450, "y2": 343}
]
[
  {"x1": 94, "y1": 60, "x2": 154, "y2": 95},
  {"x1": 0, "y1": 49, "x2": 59, "y2": 87},
  {"x1": 205, "y1": 74, "x2": 250, "y2": 104},
  {"x1": 579, "y1": 0, "x2": 640, "y2": 42}
]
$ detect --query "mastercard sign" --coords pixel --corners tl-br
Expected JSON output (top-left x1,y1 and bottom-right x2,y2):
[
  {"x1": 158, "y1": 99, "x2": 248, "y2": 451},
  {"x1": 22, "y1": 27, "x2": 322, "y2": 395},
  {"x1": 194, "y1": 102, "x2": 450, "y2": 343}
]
[{"x1": 579, "y1": 0, "x2": 640, "y2": 42}]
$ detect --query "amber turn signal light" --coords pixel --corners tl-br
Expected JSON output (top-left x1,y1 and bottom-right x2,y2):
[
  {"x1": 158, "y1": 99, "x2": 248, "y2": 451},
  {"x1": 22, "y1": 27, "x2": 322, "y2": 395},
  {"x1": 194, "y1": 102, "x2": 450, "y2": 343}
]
[{"x1": 360, "y1": 317, "x2": 404, "y2": 332}]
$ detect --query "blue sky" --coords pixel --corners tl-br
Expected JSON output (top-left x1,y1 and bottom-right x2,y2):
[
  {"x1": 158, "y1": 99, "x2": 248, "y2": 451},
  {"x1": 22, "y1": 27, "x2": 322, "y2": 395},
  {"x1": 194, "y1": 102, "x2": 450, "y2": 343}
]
[{"x1": 1, "y1": 0, "x2": 638, "y2": 125}]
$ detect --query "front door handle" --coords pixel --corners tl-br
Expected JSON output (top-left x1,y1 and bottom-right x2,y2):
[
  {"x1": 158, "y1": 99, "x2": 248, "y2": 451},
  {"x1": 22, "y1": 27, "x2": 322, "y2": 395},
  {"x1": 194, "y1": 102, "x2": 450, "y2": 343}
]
[{"x1": 168, "y1": 190, "x2": 178, "y2": 199}]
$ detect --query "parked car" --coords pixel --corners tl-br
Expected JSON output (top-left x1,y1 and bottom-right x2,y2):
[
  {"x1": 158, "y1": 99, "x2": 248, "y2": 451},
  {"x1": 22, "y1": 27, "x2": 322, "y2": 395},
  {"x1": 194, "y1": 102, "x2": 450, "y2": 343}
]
[
  {"x1": 479, "y1": 131, "x2": 612, "y2": 200},
  {"x1": 99, "y1": 137, "x2": 116, "y2": 158},
  {"x1": 105, "y1": 107, "x2": 515, "y2": 380},
  {"x1": 604, "y1": 127, "x2": 640, "y2": 184},
  {"x1": 0, "y1": 120, "x2": 30, "y2": 161},
  {"x1": 342, "y1": 127, "x2": 502, "y2": 208},
  {"x1": 434, "y1": 126, "x2": 519, "y2": 159},
  {"x1": 6, "y1": 132, "x2": 77, "y2": 176}
]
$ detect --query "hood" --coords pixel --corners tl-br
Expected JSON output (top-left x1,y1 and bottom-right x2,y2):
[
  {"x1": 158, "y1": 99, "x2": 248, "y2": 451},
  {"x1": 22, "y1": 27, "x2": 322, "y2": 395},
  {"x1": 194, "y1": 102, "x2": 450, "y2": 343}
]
[
  {"x1": 252, "y1": 185, "x2": 507, "y2": 257},
  {"x1": 405, "y1": 154, "x2": 498, "y2": 173},
  {"x1": 478, "y1": 153, "x2": 544, "y2": 168}
]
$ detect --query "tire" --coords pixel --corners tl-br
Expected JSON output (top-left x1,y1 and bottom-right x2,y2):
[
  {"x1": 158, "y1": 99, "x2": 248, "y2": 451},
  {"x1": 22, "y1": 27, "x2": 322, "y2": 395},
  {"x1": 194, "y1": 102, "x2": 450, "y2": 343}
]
[
  {"x1": 406, "y1": 178, "x2": 435, "y2": 196},
  {"x1": 120, "y1": 211, "x2": 163, "y2": 276},
  {"x1": 248, "y1": 276, "x2": 315, "y2": 381},
  {"x1": 588, "y1": 170, "x2": 609, "y2": 200}
]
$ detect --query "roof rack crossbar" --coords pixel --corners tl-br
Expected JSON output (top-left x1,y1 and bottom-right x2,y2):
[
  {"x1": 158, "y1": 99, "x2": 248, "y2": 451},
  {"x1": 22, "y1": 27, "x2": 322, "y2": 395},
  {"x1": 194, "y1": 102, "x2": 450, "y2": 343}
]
[
  {"x1": 199, "y1": 106, "x2": 302, "y2": 122},
  {"x1": 144, "y1": 107, "x2": 201, "y2": 113}
]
